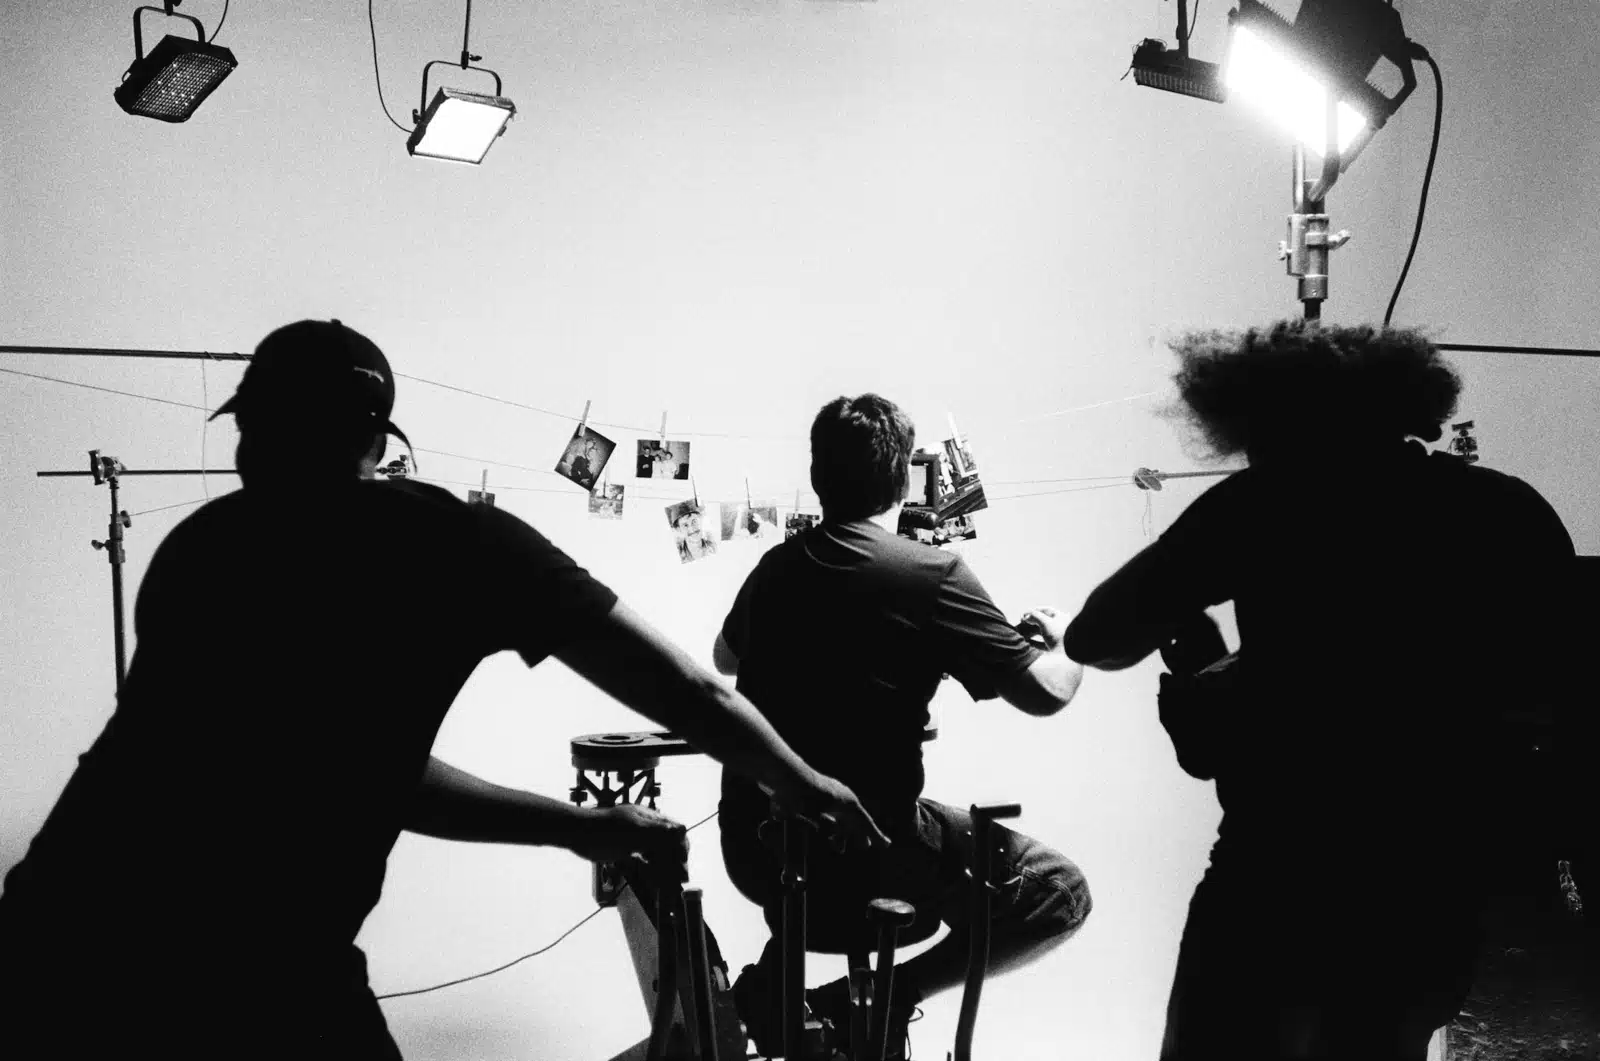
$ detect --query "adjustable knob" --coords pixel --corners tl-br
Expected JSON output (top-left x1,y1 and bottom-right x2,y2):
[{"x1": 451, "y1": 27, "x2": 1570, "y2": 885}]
[{"x1": 867, "y1": 898, "x2": 916, "y2": 930}]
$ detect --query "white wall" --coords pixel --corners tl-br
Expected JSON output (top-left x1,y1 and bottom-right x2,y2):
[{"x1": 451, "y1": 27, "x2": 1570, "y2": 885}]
[{"x1": 2, "y1": 1, "x2": 1594, "y2": 1058}]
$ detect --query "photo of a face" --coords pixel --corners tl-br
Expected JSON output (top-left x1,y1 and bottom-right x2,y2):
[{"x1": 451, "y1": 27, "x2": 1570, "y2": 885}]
[
  {"x1": 720, "y1": 502, "x2": 780, "y2": 541},
  {"x1": 556, "y1": 425, "x2": 616, "y2": 492},
  {"x1": 666, "y1": 500, "x2": 717, "y2": 563},
  {"x1": 785, "y1": 513, "x2": 821, "y2": 540},
  {"x1": 636, "y1": 440, "x2": 692, "y2": 480},
  {"x1": 589, "y1": 483, "x2": 625, "y2": 520}
]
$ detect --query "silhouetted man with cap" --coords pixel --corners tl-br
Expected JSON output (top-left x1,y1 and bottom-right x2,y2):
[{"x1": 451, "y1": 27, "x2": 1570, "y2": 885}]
[{"x1": 0, "y1": 319, "x2": 885, "y2": 1060}]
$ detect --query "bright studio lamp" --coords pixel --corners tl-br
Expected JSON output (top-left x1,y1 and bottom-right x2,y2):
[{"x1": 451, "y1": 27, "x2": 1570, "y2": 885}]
[
  {"x1": 1221, "y1": 0, "x2": 1417, "y2": 172},
  {"x1": 406, "y1": 1, "x2": 515, "y2": 165},
  {"x1": 1131, "y1": 0, "x2": 1426, "y2": 318},
  {"x1": 114, "y1": 2, "x2": 236, "y2": 122},
  {"x1": 407, "y1": 83, "x2": 516, "y2": 164}
]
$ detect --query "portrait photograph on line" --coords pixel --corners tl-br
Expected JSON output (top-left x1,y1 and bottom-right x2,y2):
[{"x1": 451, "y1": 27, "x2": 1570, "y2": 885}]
[
  {"x1": 665, "y1": 499, "x2": 717, "y2": 563},
  {"x1": 636, "y1": 439, "x2": 692, "y2": 480},
  {"x1": 555, "y1": 425, "x2": 616, "y2": 492},
  {"x1": 588, "y1": 483, "x2": 625, "y2": 520}
]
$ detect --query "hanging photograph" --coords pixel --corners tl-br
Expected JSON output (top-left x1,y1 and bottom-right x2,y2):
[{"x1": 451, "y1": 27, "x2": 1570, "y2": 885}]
[
  {"x1": 665, "y1": 500, "x2": 717, "y2": 563},
  {"x1": 936, "y1": 434, "x2": 987, "y2": 517},
  {"x1": 589, "y1": 483, "x2": 625, "y2": 520},
  {"x1": 555, "y1": 425, "x2": 616, "y2": 492},
  {"x1": 785, "y1": 513, "x2": 821, "y2": 540},
  {"x1": 720, "y1": 502, "x2": 781, "y2": 542},
  {"x1": 636, "y1": 440, "x2": 692, "y2": 480}
]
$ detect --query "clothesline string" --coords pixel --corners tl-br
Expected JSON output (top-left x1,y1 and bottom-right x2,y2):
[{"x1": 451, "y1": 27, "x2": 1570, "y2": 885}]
[
  {"x1": 1, "y1": 366, "x2": 1163, "y2": 490},
  {"x1": 124, "y1": 475, "x2": 1145, "y2": 522},
  {"x1": 0, "y1": 349, "x2": 1166, "y2": 441}
]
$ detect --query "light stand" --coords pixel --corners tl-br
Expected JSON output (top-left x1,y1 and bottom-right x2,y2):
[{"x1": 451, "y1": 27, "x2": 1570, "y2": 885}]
[
  {"x1": 36, "y1": 454, "x2": 238, "y2": 697},
  {"x1": 1280, "y1": 96, "x2": 1350, "y2": 320}
]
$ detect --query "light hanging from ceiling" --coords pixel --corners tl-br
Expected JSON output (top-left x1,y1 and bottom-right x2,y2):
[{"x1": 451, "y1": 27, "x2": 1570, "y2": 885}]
[
  {"x1": 406, "y1": 0, "x2": 516, "y2": 165},
  {"x1": 115, "y1": 1, "x2": 236, "y2": 122}
]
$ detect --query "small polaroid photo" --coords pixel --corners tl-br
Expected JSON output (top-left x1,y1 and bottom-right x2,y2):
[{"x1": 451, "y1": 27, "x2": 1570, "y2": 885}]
[
  {"x1": 943, "y1": 435, "x2": 979, "y2": 479},
  {"x1": 589, "y1": 483, "x2": 625, "y2": 520},
  {"x1": 636, "y1": 440, "x2": 692, "y2": 480},
  {"x1": 665, "y1": 499, "x2": 718, "y2": 563},
  {"x1": 720, "y1": 502, "x2": 781, "y2": 542},
  {"x1": 935, "y1": 435, "x2": 988, "y2": 516},
  {"x1": 555, "y1": 425, "x2": 617, "y2": 492},
  {"x1": 467, "y1": 489, "x2": 496, "y2": 507},
  {"x1": 785, "y1": 513, "x2": 821, "y2": 540}
]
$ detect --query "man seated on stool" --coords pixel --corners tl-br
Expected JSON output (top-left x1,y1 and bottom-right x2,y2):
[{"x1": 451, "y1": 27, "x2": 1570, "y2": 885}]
[{"x1": 713, "y1": 393, "x2": 1093, "y2": 1058}]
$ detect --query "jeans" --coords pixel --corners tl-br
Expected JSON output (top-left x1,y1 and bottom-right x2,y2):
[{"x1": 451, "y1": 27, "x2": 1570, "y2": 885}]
[{"x1": 724, "y1": 797, "x2": 1091, "y2": 1000}]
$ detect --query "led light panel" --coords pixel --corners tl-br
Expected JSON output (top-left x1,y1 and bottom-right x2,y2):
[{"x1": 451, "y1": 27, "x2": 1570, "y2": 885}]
[
  {"x1": 114, "y1": 34, "x2": 237, "y2": 122},
  {"x1": 1223, "y1": 24, "x2": 1368, "y2": 156},
  {"x1": 406, "y1": 88, "x2": 516, "y2": 165}
]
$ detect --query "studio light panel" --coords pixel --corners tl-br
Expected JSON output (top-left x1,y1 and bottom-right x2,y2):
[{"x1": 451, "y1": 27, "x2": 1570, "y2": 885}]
[
  {"x1": 114, "y1": 35, "x2": 237, "y2": 122},
  {"x1": 1224, "y1": 23, "x2": 1368, "y2": 156},
  {"x1": 406, "y1": 88, "x2": 517, "y2": 165}
]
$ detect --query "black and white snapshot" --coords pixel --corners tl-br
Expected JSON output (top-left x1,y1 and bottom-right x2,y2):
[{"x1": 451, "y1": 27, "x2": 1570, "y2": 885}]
[{"x1": 1, "y1": 2, "x2": 1596, "y2": 1061}]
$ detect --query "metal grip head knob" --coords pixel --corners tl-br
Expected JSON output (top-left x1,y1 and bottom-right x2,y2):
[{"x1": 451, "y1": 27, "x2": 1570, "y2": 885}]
[{"x1": 867, "y1": 898, "x2": 916, "y2": 928}]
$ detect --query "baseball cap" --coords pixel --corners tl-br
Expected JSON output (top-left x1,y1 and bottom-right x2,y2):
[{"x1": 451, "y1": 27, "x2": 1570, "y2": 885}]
[{"x1": 210, "y1": 319, "x2": 411, "y2": 451}]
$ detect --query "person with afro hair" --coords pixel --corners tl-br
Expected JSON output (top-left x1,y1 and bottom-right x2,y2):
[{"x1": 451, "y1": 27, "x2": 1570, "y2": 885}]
[{"x1": 1057, "y1": 319, "x2": 1578, "y2": 1060}]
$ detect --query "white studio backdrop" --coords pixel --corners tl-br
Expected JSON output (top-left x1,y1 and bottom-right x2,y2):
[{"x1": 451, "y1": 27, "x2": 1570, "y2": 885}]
[{"x1": 2, "y1": 1, "x2": 1596, "y2": 1058}]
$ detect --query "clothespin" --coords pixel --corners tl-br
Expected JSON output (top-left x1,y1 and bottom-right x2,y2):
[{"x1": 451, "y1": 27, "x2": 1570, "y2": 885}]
[
  {"x1": 469, "y1": 469, "x2": 496, "y2": 507},
  {"x1": 578, "y1": 400, "x2": 592, "y2": 434},
  {"x1": 947, "y1": 412, "x2": 963, "y2": 445},
  {"x1": 1132, "y1": 467, "x2": 1164, "y2": 492},
  {"x1": 659, "y1": 411, "x2": 668, "y2": 445},
  {"x1": 691, "y1": 476, "x2": 699, "y2": 507},
  {"x1": 745, "y1": 477, "x2": 753, "y2": 511},
  {"x1": 794, "y1": 488, "x2": 801, "y2": 514}
]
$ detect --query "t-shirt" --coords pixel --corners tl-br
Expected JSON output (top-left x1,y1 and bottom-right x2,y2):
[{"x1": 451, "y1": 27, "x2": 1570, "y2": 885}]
[
  {"x1": 1061, "y1": 443, "x2": 1576, "y2": 848},
  {"x1": 0, "y1": 478, "x2": 617, "y2": 990},
  {"x1": 717, "y1": 518, "x2": 1040, "y2": 844}
]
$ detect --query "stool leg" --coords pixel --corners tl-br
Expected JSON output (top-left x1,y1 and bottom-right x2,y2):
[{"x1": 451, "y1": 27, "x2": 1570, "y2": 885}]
[
  {"x1": 846, "y1": 954, "x2": 872, "y2": 1061},
  {"x1": 867, "y1": 925, "x2": 904, "y2": 1061},
  {"x1": 952, "y1": 803, "x2": 1021, "y2": 1061},
  {"x1": 782, "y1": 818, "x2": 808, "y2": 1059}
]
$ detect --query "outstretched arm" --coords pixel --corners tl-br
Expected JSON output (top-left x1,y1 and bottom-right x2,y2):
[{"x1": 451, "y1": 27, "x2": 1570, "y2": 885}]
[
  {"x1": 993, "y1": 606, "x2": 1085, "y2": 716},
  {"x1": 405, "y1": 756, "x2": 690, "y2": 870}
]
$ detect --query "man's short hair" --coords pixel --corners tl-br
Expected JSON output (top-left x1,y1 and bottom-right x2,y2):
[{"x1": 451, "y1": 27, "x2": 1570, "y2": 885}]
[
  {"x1": 1165, "y1": 320, "x2": 1462, "y2": 460},
  {"x1": 810, "y1": 394, "x2": 916, "y2": 522}
]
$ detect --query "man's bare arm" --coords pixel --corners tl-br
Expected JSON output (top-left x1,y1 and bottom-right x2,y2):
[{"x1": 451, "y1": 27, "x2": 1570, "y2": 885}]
[
  {"x1": 993, "y1": 606, "x2": 1085, "y2": 717},
  {"x1": 405, "y1": 756, "x2": 689, "y2": 868}
]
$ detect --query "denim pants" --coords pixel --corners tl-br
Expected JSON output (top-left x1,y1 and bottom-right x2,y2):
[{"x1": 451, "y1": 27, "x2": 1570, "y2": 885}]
[{"x1": 725, "y1": 797, "x2": 1091, "y2": 985}]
